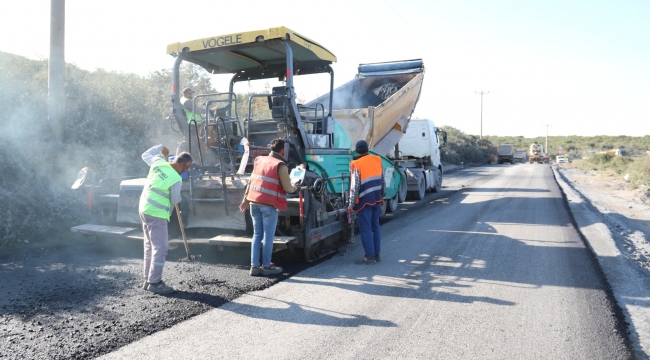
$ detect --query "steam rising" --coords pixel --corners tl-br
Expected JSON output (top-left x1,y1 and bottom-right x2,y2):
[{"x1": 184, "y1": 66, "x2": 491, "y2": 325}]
[{"x1": 0, "y1": 51, "x2": 199, "y2": 245}]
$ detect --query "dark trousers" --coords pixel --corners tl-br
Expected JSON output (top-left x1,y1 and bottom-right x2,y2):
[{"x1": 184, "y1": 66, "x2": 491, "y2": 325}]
[{"x1": 357, "y1": 203, "x2": 381, "y2": 257}]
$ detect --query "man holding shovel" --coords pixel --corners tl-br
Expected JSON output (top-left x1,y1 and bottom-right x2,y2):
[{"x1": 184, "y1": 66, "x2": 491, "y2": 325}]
[{"x1": 139, "y1": 144, "x2": 192, "y2": 294}]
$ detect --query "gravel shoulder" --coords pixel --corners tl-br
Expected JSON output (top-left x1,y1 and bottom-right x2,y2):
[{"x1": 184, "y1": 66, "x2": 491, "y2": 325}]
[
  {"x1": 556, "y1": 164, "x2": 650, "y2": 274},
  {"x1": 555, "y1": 163, "x2": 650, "y2": 359}
]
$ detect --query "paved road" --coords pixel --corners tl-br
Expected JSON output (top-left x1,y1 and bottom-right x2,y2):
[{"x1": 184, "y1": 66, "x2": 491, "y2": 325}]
[{"x1": 102, "y1": 164, "x2": 633, "y2": 359}]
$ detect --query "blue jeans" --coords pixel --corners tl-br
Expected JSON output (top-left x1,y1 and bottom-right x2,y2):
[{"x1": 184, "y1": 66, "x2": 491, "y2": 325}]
[
  {"x1": 357, "y1": 203, "x2": 381, "y2": 257},
  {"x1": 250, "y1": 204, "x2": 279, "y2": 268}
]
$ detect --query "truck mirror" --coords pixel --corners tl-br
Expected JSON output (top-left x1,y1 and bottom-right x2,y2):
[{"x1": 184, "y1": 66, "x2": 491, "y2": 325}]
[{"x1": 440, "y1": 131, "x2": 448, "y2": 147}]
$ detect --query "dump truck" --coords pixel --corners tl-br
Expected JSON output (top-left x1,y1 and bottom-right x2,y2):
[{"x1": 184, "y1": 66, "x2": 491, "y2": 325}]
[
  {"x1": 71, "y1": 26, "x2": 425, "y2": 262},
  {"x1": 497, "y1": 144, "x2": 516, "y2": 164},
  {"x1": 529, "y1": 142, "x2": 547, "y2": 164}
]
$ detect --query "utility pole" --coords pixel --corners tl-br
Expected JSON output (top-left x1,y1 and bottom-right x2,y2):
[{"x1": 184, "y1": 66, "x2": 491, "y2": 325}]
[
  {"x1": 49, "y1": 0, "x2": 65, "y2": 141},
  {"x1": 475, "y1": 91, "x2": 489, "y2": 139},
  {"x1": 543, "y1": 125, "x2": 551, "y2": 154}
]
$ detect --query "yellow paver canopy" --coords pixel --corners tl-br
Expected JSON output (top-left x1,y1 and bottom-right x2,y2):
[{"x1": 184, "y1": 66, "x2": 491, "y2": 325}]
[{"x1": 167, "y1": 26, "x2": 336, "y2": 79}]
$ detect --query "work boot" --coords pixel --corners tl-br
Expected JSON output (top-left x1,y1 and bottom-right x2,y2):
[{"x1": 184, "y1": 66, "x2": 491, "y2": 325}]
[
  {"x1": 142, "y1": 280, "x2": 149, "y2": 290},
  {"x1": 374, "y1": 254, "x2": 381, "y2": 263},
  {"x1": 260, "y1": 265, "x2": 283, "y2": 276},
  {"x1": 355, "y1": 256, "x2": 376, "y2": 265},
  {"x1": 147, "y1": 281, "x2": 175, "y2": 294},
  {"x1": 249, "y1": 266, "x2": 260, "y2": 276}
]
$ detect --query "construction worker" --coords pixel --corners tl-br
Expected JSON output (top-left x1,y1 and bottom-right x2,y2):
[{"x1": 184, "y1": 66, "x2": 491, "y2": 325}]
[
  {"x1": 180, "y1": 88, "x2": 203, "y2": 124},
  {"x1": 139, "y1": 144, "x2": 193, "y2": 294},
  {"x1": 348, "y1": 140, "x2": 385, "y2": 264},
  {"x1": 239, "y1": 138, "x2": 300, "y2": 276},
  {"x1": 181, "y1": 87, "x2": 231, "y2": 124}
]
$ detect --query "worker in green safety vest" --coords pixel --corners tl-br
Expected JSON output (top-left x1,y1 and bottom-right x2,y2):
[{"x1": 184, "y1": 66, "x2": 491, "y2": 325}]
[
  {"x1": 180, "y1": 88, "x2": 203, "y2": 124},
  {"x1": 181, "y1": 87, "x2": 232, "y2": 124},
  {"x1": 139, "y1": 144, "x2": 193, "y2": 294}
]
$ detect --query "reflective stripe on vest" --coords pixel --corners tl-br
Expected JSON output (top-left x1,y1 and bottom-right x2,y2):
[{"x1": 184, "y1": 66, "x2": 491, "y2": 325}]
[
  {"x1": 180, "y1": 96, "x2": 202, "y2": 124},
  {"x1": 139, "y1": 158, "x2": 182, "y2": 221},
  {"x1": 247, "y1": 155, "x2": 288, "y2": 211},
  {"x1": 350, "y1": 154, "x2": 383, "y2": 211}
]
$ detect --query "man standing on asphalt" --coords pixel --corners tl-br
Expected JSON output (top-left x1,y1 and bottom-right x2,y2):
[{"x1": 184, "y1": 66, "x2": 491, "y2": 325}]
[
  {"x1": 239, "y1": 138, "x2": 300, "y2": 276},
  {"x1": 139, "y1": 144, "x2": 193, "y2": 294},
  {"x1": 348, "y1": 140, "x2": 385, "y2": 264}
]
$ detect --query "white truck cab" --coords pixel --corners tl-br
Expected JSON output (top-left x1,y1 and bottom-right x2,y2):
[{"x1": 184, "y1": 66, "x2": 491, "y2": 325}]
[{"x1": 388, "y1": 119, "x2": 447, "y2": 206}]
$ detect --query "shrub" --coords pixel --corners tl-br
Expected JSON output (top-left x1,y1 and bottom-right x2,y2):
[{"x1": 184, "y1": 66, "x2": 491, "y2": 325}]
[
  {"x1": 629, "y1": 156, "x2": 650, "y2": 190},
  {"x1": 440, "y1": 126, "x2": 495, "y2": 165}
]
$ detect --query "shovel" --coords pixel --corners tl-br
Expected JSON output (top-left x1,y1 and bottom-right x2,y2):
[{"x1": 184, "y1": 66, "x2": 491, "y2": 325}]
[{"x1": 175, "y1": 204, "x2": 199, "y2": 262}]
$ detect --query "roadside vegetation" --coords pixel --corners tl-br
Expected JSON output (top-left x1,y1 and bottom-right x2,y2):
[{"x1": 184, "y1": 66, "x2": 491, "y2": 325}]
[
  {"x1": 571, "y1": 155, "x2": 650, "y2": 190},
  {"x1": 439, "y1": 126, "x2": 497, "y2": 165},
  {"x1": 485, "y1": 135, "x2": 650, "y2": 159},
  {"x1": 486, "y1": 134, "x2": 650, "y2": 189}
]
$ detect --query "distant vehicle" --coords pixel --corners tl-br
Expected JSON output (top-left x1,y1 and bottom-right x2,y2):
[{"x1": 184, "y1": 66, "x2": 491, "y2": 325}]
[
  {"x1": 513, "y1": 149, "x2": 528, "y2": 164},
  {"x1": 600, "y1": 149, "x2": 622, "y2": 157},
  {"x1": 529, "y1": 142, "x2": 548, "y2": 164},
  {"x1": 556, "y1": 155, "x2": 567, "y2": 164},
  {"x1": 497, "y1": 144, "x2": 516, "y2": 164}
]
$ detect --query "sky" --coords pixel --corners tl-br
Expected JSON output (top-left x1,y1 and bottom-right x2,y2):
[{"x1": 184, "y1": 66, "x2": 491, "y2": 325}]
[{"x1": 1, "y1": 0, "x2": 649, "y2": 138}]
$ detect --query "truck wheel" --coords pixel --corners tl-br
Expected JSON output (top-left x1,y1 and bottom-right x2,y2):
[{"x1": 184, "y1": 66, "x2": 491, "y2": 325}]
[
  {"x1": 397, "y1": 169, "x2": 408, "y2": 203},
  {"x1": 387, "y1": 196, "x2": 398, "y2": 212},
  {"x1": 432, "y1": 168, "x2": 442, "y2": 193},
  {"x1": 410, "y1": 172, "x2": 425, "y2": 200},
  {"x1": 380, "y1": 200, "x2": 387, "y2": 218}
]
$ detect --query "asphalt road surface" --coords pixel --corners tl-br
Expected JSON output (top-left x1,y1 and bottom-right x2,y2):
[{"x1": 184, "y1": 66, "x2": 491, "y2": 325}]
[
  {"x1": 101, "y1": 164, "x2": 633, "y2": 359},
  {"x1": 0, "y1": 165, "x2": 494, "y2": 359}
]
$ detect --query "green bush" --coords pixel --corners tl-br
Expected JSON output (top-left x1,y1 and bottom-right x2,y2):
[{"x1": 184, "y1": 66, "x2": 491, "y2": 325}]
[
  {"x1": 440, "y1": 126, "x2": 495, "y2": 165},
  {"x1": 628, "y1": 157, "x2": 650, "y2": 190},
  {"x1": 581, "y1": 154, "x2": 634, "y2": 175},
  {"x1": 573, "y1": 154, "x2": 650, "y2": 189}
]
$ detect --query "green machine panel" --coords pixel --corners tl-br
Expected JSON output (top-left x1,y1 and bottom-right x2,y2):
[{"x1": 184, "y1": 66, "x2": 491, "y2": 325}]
[{"x1": 305, "y1": 151, "x2": 403, "y2": 200}]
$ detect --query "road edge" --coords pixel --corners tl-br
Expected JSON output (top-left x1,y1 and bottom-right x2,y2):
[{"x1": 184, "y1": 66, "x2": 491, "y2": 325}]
[{"x1": 553, "y1": 166, "x2": 646, "y2": 360}]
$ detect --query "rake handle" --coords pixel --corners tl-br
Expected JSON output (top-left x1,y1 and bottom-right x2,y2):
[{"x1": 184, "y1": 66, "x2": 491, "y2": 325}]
[{"x1": 175, "y1": 204, "x2": 191, "y2": 259}]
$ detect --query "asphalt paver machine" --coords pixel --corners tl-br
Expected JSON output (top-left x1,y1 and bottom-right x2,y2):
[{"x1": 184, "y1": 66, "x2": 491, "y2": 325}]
[{"x1": 72, "y1": 27, "x2": 424, "y2": 262}]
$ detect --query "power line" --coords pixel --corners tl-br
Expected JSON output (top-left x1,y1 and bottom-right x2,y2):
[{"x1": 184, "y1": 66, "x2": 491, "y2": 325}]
[{"x1": 475, "y1": 91, "x2": 489, "y2": 139}]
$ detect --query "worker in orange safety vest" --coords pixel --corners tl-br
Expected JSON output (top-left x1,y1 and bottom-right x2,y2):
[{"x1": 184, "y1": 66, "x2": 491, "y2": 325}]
[{"x1": 348, "y1": 140, "x2": 385, "y2": 264}]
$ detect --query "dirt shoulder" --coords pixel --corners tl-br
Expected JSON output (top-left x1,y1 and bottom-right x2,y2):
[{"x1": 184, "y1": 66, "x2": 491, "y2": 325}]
[{"x1": 556, "y1": 163, "x2": 650, "y2": 273}]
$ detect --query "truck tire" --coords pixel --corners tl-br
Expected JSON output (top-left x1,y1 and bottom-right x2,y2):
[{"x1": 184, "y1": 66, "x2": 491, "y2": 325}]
[
  {"x1": 387, "y1": 196, "x2": 398, "y2": 212},
  {"x1": 380, "y1": 200, "x2": 387, "y2": 218},
  {"x1": 409, "y1": 172, "x2": 425, "y2": 200},
  {"x1": 432, "y1": 168, "x2": 442, "y2": 193},
  {"x1": 397, "y1": 169, "x2": 408, "y2": 203}
]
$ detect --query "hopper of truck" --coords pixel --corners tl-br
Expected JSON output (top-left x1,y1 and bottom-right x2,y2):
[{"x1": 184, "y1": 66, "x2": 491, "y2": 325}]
[
  {"x1": 306, "y1": 60, "x2": 424, "y2": 156},
  {"x1": 71, "y1": 26, "x2": 416, "y2": 262}
]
